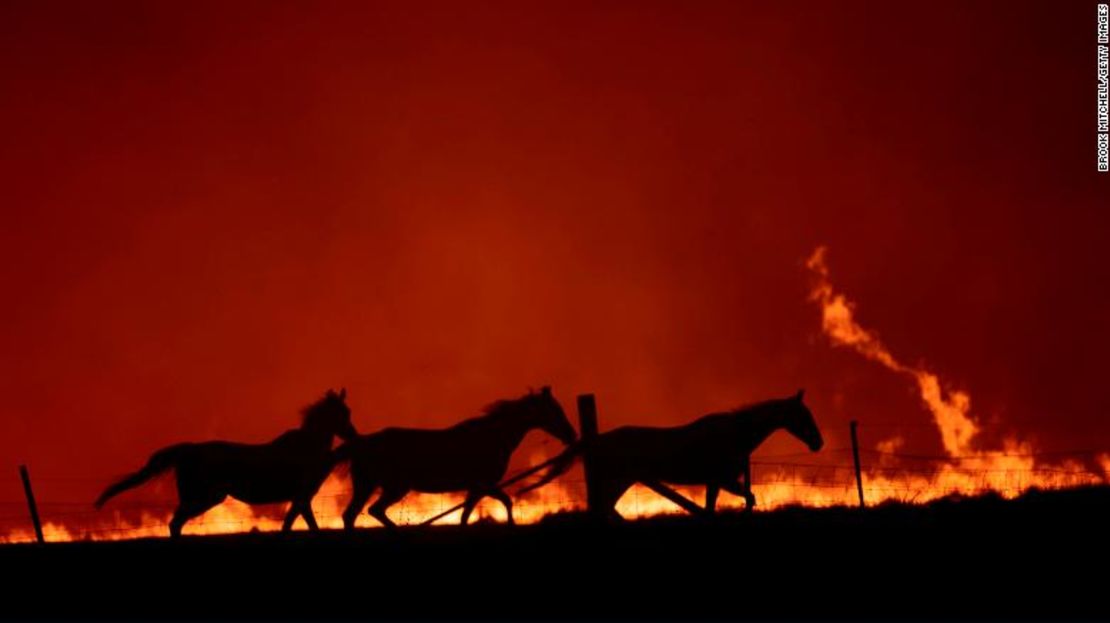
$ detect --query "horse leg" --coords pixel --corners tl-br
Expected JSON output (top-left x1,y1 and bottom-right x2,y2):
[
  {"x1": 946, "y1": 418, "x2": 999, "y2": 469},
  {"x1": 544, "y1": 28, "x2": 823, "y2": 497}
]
[
  {"x1": 281, "y1": 499, "x2": 318, "y2": 532},
  {"x1": 300, "y1": 502, "x2": 319, "y2": 531},
  {"x1": 169, "y1": 492, "x2": 224, "y2": 538},
  {"x1": 169, "y1": 507, "x2": 191, "y2": 539},
  {"x1": 705, "y1": 484, "x2": 720, "y2": 515},
  {"x1": 281, "y1": 504, "x2": 300, "y2": 532},
  {"x1": 170, "y1": 469, "x2": 225, "y2": 538},
  {"x1": 343, "y1": 481, "x2": 375, "y2": 531},
  {"x1": 592, "y1": 480, "x2": 631, "y2": 522},
  {"x1": 368, "y1": 486, "x2": 407, "y2": 529},
  {"x1": 459, "y1": 491, "x2": 483, "y2": 526},
  {"x1": 722, "y1": 480, "x2": 756, "y2": 511},
  {"x1": 488, "y1": 488, "x2": 515, "y2": 525},
  {"x1": 743, "y1": 459, "x2": 756, "y2": 511}
]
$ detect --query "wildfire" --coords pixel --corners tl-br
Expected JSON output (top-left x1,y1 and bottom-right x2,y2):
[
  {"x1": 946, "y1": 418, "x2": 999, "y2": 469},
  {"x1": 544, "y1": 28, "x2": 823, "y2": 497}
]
[
  {"x1": 2, "y1": 247, "x2": 1106, "y2": 544},
  {"x1": 804, "y1": 246, "x2": 1107, "y2": 505}
]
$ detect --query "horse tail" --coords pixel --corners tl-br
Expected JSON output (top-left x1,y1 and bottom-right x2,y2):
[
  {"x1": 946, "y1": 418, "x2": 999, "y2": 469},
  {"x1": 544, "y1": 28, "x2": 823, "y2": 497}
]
[{"x1": 94, "y1": 443, "x2": 190, "y2": 509}]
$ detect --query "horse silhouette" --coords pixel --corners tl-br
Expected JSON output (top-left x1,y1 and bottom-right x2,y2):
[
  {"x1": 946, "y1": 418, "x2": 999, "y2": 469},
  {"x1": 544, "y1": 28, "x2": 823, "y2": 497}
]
[
  {"x1": 523, "y1": 390, "x2": 823, "y2": 518},
  {"x1": 94, "y1": 388, "x2": 356, "y2": 537},
  {"x1": 335, "y1": 386, "x2": 577, "y2": 529}
]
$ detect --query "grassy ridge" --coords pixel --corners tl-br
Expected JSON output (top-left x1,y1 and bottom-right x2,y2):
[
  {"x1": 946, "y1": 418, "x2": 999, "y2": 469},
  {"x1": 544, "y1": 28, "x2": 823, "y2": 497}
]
[{"x1": 2, "y1": 486, "x2": 1107, "y2": 620}]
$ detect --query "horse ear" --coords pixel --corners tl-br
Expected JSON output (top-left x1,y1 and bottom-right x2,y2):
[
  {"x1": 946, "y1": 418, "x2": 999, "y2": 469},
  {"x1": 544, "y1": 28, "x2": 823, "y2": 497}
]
[
  {"x1": 795, "y1": 389, "x2": 805, "y2": 402},
  {"x1": 541, "y1": 386, "x2": 551, "y2": 397},
  {"x1": 339, "y1": 387, "x2": 347, "y2": 400}
]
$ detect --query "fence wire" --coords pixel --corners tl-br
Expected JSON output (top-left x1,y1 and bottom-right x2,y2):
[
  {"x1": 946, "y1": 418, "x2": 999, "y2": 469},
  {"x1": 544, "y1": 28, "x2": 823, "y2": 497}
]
[{"x1": 2, "y1": 447, "x2": 1107, "y2": 544}]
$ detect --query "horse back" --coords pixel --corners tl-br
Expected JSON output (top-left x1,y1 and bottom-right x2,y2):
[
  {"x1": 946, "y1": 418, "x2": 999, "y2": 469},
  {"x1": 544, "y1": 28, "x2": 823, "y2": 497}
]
[
  {"x1": 592, "y1": 418, "x2": 746, "y2": 484},
  {"x1": 349, "y1": 426, "x2": 492, "y2": 464},
  {"x1": 598, "y1": 424, "x2": 714, "y2": 455},
  {"x1": 602, "y1": 413, "x2": 734, "y2": 447},
  {"x1": 173, "y1": 431, "x2": 328, "y2": 473},
  {"x1": 344, "y1": 425, "x2": 515, "y2": 492}
]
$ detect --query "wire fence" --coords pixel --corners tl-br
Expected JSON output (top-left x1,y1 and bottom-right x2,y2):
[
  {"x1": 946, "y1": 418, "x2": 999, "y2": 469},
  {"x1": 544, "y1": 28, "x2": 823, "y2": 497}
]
[{"x1": 2, "y1": 447, "x2": 1107, "y2": 544}]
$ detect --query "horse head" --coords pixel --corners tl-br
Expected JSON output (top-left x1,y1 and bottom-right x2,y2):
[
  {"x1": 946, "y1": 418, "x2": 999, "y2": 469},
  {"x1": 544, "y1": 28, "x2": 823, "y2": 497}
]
[
  {"x1": 783, "y1": 389, "x2": 823, "y2": 452},
  {"x1": 527, "y1": 386, "x2": 578, "y2": 446},
  {"x1": 302, "y1": 388, "x2": 358, "y2": 441}
]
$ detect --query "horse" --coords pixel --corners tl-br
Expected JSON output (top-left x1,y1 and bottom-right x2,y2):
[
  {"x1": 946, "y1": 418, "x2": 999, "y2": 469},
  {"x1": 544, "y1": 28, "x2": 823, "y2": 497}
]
[
  {"x1": 522, "y1": 389, "x2": 823, "y2": 518},
  {"x1": 94, "y1": 388, "x2": 357, "y2": 538},
  {"x1": 334, "y1": 386, "x2": 577, "y2": 529}
]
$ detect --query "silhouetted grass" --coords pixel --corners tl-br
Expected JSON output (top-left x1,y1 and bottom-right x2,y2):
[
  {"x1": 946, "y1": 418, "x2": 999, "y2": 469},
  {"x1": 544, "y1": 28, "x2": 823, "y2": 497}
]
[{"x1": 2, "y1": 486, "x2": 1106, "y2": 620}]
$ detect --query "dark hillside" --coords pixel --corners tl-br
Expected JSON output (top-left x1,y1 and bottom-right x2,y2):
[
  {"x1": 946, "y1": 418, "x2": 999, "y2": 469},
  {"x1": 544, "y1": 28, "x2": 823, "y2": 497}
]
[{"x1": 2, "y1": 486, "x2": 1107, "y2": 620}]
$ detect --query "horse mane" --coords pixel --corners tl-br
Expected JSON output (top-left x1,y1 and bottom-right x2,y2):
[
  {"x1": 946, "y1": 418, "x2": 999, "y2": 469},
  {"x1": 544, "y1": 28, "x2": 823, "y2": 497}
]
[
  {"x1": 712, "y1": 395, "x2": 798, "y2": 425},
  {"x1": 432, "y1": 392, "x2": 538, "y2": 433},
  {"x1": 480, "y1": 393, "x2": 534, "y2": 419},
  {"x1": 729, "y1": 397, "x2": 787, "y2": 416}
]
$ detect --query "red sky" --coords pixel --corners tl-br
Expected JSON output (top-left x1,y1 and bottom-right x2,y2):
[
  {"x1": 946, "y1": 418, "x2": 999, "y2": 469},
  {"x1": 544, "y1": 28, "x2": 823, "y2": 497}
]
[{"x1": 1, "y1": 1, "x2": 1107, "y2": 510}]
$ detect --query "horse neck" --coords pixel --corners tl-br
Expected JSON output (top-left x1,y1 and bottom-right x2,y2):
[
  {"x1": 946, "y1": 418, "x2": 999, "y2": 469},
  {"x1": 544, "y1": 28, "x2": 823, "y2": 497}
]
[
  {"x1": 480, "y1": 409, "x2": 537, "y2": 452},
  {"x1": 297, "y1": 420, "x2": 337, "y2": 449},
  {"x1": 735, "y1": 404, "x2": 792, "y2": 450}
]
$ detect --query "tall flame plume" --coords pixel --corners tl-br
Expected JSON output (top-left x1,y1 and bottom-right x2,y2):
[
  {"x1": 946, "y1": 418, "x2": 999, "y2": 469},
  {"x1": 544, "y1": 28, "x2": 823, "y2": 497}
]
[
  {"x1": 807, "y1": 246, "x2": 977, "y2": 456},
  {"x1": 805, "y1": 246, "x2": 1108, "y2": 504}
]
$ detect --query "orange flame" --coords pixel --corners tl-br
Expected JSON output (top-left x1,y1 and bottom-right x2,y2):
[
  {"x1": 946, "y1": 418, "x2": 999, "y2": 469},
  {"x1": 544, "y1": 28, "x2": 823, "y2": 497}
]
[
  {"x1": 807, "y1": 246, "x2": 976, "y2": 456},
  {"x1": 3, "y1": 248, "x2": 1106, "y2": 543},
  {"x1": 805, "y1": 246, "x2": 1106, "y2": 504}
]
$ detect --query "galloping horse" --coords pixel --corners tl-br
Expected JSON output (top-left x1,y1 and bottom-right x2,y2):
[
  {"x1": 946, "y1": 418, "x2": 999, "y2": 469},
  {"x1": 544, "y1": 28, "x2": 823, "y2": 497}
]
[
  {"x1": 523, "y1": 390, "x2": 823, "y2": 518},
  {"x1": 335, "y1": 386, "x2": 577, "y2": 529},
  {"x1": 95, "y1": 388, "x2": 357, "y2": 537}
]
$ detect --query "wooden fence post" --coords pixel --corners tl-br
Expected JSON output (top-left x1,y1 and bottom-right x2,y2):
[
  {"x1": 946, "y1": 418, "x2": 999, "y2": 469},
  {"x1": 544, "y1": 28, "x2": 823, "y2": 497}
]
[
  {"x1": 576, "y1": 394, "x2": 599, "y2": 516},
  {"x1": 850, "y1": 421, "x2": 865, "y2": 508},
  {"x1": 19, "y1": 465, "x2": 45, "y2": 543}
]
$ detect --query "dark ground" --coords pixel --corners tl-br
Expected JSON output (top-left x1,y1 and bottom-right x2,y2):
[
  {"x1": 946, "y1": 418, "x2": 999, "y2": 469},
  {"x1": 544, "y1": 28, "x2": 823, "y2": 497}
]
[{"x1": 2, "y1": 487, "x2": 1108, "y2": 621}]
